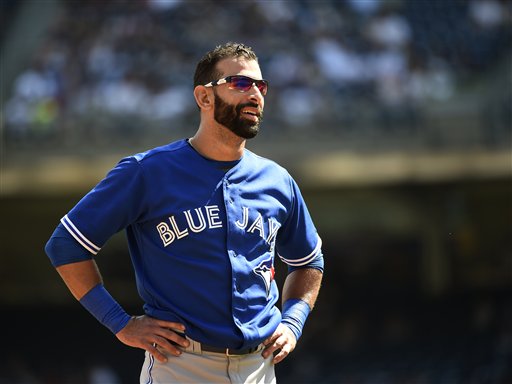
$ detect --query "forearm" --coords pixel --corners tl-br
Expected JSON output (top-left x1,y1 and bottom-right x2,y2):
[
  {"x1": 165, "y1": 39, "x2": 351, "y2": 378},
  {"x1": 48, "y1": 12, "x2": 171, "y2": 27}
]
[
  {"x1": 57, "y1": 258, "x2": 130, "y2": 334},
  {"x1": 46, "y1": 228, "x2": 130, "y2": 334},
  {"x1": 279, "y1": 267, "x2": 323, "y2": 342},
  {"x1": 56, "y1": 259, "x2": 103, "y2": 300},
  {"x1": 282, "y1": 267, "x2": 323, "y2": 309}
]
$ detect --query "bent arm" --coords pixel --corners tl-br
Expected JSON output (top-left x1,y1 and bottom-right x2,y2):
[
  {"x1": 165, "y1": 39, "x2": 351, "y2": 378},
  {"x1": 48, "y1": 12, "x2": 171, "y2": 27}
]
[
  {"x1": 45, "y1": 226, "x2": 130, "y2": 333},
  {"x1": 45, "y1": 224, "x2": 187, "y2": 362},
  {"x1": 262, "y1": 266, "x2": 323, "y2": 363},
  {"x1": 45, "y1": 223, "x2": 102, "y2": 299}
]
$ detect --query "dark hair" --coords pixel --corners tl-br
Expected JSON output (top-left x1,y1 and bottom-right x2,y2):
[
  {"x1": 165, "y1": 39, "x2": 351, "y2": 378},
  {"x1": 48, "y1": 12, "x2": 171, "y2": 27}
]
[{"x1": 193, "y1": 42, "x2": 258, "y2": 88}]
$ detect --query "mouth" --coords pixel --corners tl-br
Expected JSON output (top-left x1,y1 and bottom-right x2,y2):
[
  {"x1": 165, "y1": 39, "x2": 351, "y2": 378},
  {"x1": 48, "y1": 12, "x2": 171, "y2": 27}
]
[{"x1": 240, "y1": 107, "x2": 261, "y2": 122}]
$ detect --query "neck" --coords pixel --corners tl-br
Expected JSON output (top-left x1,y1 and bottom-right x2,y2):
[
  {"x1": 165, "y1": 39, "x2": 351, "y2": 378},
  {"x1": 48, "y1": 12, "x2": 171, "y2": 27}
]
[{"x1": 190, "y1": 122, "x2": 246, "y2": 161}]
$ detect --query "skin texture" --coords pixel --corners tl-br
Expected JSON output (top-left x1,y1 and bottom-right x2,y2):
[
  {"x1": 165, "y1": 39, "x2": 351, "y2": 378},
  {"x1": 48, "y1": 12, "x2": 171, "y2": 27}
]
[{"x1": 56, "y1": 57, "x2": 323, "y2": 365}]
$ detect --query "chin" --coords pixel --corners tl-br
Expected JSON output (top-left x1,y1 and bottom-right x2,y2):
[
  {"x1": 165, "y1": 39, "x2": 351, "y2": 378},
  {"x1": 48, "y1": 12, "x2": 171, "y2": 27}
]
[{"x1": 237, "y1": 125, "x2": 259, "y2": 139}]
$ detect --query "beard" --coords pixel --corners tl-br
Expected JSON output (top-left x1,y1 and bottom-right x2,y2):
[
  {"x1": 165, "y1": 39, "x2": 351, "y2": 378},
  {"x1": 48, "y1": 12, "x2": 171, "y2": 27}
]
[{"x1": 213, "y1": 90, "x2": 263, "y2": 139}]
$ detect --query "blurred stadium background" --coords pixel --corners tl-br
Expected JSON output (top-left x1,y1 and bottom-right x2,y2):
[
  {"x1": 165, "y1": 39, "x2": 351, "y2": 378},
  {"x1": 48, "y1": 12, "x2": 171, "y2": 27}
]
[{"x1": 1, "y1": 0, "x2": 511, "y2": 383}]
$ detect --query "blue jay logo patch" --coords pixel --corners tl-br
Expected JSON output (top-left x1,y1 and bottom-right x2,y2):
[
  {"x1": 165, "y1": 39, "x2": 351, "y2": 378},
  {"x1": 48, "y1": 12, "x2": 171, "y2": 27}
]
[{"x1": 253, "y1": 257, "x2": 275, "y2": 297}]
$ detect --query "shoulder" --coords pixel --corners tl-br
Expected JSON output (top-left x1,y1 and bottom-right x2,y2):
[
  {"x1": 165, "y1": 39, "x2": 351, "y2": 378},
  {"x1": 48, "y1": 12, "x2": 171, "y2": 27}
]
[
  {"x1": 131, "y1": 139, "x2": 189, "y2": 164},
  {"x1": 244, "y1": 149, "x2": 290, "y2": 177},
  {"x1": 107, "y1": 139, "x2": 190, "y2": 180},
  {"x1": 241, "y1": 150, "x2": 297, "y2": 198}
]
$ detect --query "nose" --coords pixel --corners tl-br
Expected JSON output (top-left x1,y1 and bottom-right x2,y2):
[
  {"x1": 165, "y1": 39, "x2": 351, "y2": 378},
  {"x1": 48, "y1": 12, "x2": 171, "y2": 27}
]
[{"x1": 248, "y1": 83, "x2": 264, "y2": 106}]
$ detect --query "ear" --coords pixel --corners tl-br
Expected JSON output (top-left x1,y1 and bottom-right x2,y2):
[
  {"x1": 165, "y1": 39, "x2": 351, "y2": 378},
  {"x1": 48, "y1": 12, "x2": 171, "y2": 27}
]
[{"x1": 194, "y1": 85, "x2": 213, "y2": 110}]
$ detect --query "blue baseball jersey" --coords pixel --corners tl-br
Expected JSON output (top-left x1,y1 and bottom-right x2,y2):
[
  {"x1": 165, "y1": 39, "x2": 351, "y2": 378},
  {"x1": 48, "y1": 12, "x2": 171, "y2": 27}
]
[{"x1": 61, "y1": 139, "x2": 322, "y2": 349}]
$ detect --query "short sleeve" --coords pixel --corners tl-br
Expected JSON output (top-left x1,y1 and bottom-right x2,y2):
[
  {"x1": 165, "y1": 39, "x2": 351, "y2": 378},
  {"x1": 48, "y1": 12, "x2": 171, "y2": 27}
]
[
  {"x1": 60, "y1": 157, "x2": 145, "y2": 254},
  {"x1": 276, "y1": 175, "x2": 322, "y2": 267}
]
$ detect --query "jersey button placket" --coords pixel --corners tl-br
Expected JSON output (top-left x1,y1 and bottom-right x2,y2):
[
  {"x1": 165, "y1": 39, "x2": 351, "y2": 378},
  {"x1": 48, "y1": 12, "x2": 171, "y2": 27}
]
[
  {"x1": 224, "y1": 178, "x2": 235, "y2": 204},
  {"x1": 224, "y1": 176, "x2": 245, "y2": 332}
]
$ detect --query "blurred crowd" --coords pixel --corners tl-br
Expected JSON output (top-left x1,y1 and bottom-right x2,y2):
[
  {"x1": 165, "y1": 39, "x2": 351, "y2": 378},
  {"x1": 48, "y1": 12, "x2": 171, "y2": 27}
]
[
  {"x1": 3, "y1": 0, "x2": 511, "y2": 148},
  {"x1": 290, "y1": 291, "x2": 512, "y2": 384}
]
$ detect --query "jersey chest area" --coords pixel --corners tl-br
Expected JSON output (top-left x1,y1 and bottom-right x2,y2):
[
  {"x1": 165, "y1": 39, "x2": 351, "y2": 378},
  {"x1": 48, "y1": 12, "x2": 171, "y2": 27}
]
[{"x1": 143, "y1": 171, "x2": 290, "y2": 256}]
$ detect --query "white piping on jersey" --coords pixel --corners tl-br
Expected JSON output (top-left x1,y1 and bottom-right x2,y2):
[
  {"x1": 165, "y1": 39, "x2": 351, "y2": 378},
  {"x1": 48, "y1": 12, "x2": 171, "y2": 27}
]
[
  {"x1": 60, "y1": 215, "x2": 101, "y2": 255},
  {"x1": 278, "y1": 234, "x2": 322, "y2": 266}
]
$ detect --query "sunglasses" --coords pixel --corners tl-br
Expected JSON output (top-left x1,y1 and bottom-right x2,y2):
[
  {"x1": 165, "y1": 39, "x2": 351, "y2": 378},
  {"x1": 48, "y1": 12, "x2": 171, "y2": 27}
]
[{"x1": 204, "y1": 75, "x2": 268, "y2": 96}]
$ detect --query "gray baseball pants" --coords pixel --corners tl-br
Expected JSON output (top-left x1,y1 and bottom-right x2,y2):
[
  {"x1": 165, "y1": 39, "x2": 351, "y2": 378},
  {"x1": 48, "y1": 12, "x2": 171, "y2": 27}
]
[{"x1": 140, "y1": 337, "x2": 276, "y2": 384}]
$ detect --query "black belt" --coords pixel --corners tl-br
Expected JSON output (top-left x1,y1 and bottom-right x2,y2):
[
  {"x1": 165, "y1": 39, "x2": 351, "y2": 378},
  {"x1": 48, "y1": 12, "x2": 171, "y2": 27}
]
[
  {"x1": 200, "y1": 344, "x2": 261, "y2": 356},
  {"x1": 174, "y1": 332, "x2": 260, "y2": 356}
]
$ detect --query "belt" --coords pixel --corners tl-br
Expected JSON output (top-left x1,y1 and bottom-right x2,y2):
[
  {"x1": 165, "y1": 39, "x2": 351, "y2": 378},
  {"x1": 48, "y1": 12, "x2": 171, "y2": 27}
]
[
  {"x1": 174, "y1": 332, "x2": 261, "y2": 356},
  {"x1": 199, "y1": 344, "x2": 261, "y2": 356}
]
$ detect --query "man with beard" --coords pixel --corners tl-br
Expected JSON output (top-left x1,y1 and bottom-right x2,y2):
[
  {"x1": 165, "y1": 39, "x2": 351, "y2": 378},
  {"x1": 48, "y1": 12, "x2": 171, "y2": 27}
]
[{"x1": 45, "y1": 42, "x2": 324, "y2": 383}]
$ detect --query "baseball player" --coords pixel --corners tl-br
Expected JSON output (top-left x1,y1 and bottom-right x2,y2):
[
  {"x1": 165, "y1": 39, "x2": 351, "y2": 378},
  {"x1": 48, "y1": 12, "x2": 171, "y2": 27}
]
[{"x1": 45, "y1": 42, "x2": 324, "y2": 383}]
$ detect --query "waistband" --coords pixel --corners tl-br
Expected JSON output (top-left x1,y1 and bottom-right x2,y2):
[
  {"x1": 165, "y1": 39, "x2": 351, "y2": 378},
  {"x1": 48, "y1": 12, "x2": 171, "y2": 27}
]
[{"x1": 176, "y1": 333, "x2": 263, "y2": 356}]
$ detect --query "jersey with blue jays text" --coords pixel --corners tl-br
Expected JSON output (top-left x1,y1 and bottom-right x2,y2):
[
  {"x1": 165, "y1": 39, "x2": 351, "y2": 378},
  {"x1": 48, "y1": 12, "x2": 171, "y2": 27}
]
[{"x1": 61, "y1": 139, "x2": 322, "y2": 349}]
